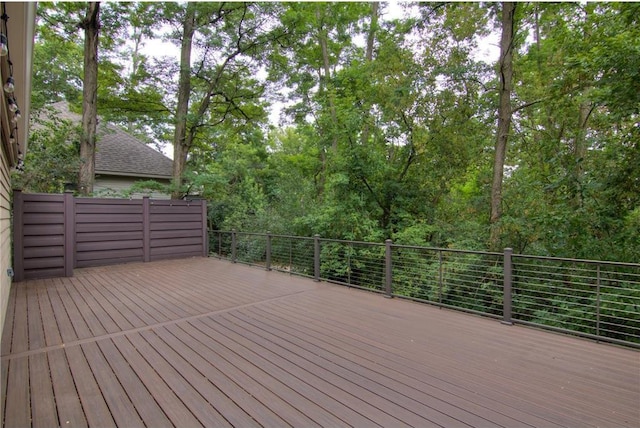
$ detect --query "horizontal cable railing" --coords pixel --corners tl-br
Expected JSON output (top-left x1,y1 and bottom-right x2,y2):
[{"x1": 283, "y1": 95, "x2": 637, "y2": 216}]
[
  {"x1": 392, "y1": 245, "x2": 504, "y2": 317},
  {"x1": 209, "y1": 230, "x2": 640, "y2": 347},
  {"x1": 512, "y1": 255, "x2": 640, "y2": 345}
]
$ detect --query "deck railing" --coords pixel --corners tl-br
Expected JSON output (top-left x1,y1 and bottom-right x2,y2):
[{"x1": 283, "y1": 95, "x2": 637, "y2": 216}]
[{"x1": 209, "y1": 230, "x2": 640, "y2": 348}]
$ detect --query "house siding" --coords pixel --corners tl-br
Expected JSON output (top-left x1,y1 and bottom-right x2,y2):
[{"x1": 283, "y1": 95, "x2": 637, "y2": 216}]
[{"x1": 1, "y1": 142, "x2": 12, "y2": 335}]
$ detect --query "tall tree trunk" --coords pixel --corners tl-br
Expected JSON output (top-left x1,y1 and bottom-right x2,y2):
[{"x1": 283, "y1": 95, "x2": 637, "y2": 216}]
[
  {"x1": 78, "y1": 2, "x2": 100, "y2": 196},
  {"x1": 489, "y1": 2, "x2": 516, "y2": 250},
  {"x1": 360, "y1": 2, "x2": 378, "y2": 146},
  {"x1": 572, "y1": 100, "x2": 594, "y2": 207},
  {"x1": 172, "y1": 3, "x2": 196, "y2": 199},
  {"x1": 316, "y1": 6, "x2": 338, "y2": 152}
]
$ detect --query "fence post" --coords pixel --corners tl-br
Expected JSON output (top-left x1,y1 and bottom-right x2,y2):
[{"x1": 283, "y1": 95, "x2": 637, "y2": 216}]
[
  {"x1": 201, "y1": 200, "x2": 208, "y2": 257},
  {"x1": 232, "y1": 229, "x2": 237, "y2": 263},
  {"x1": 12, "y1": 190, "x2": 24, "y2": 282},
  {"x1": 314, "y1": 234, "x2": 320, "y2": 282},
  {"x1": 502, "y1": 247, "x2": 513, "y2": 325},
  {"x1": 266, "y1": 231, "x2": 272, "y2": 271},
  {"x1": 596, "y1": 264, "x2": 601, "y2": 339},
  {"x1": 385, "y1": 239, "x2": 393, "y2": 298},
  {"x1": 438, "y1": 250, "x2": 443, "y2": 305},
  {"x1": 63, "y1": 191, "x2": 75, "y2": 277},
  {"x1": 143, "y1": 197, "x2": 150, "y2": 262}
]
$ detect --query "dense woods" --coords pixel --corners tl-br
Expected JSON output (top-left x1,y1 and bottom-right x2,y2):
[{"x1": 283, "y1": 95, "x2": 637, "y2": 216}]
[{"x1": 18, "y1": 2, "x2": 640, "y2": 263}]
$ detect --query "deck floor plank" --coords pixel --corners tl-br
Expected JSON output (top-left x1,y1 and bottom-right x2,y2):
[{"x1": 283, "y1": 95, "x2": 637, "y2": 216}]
[
  {"x1": 63, "y1": 278, "x2": 109, "y2": 337},
  {"x1": 64, "y1": 345, "x2": 116, "y2": 427},
  {"x1": 139, "y1": 329, "x2": 262, "y2": 428},
  {"x1": 182, "y1": 319, "x2": 351, "y2": 428},
  {"x1": 196, "y1": 316, "x2": 397, "y2": 428},
  {"x1": 95, "y1": 338, "x2": 174, "y2": 428},
  {"x1": 76, "y1": 274, "x2": 138, "y2": 331},
  {"x1": 53, "y1": 277, "x2": 94, "y2": 341},
  {"x1": 90, "y1": 271, "x2": 169, "y2": 326},
  {"x1": 71, "y1": 276, "x2": 121, "y2": 334},
  {"x1": 267, "y1": 292, "x2": 621, "y2": 427},
  {"x1": 81, "y1": 341, "x2": 145, "y2": 428},
  {"x1": 28, "y1": 352, "x2": 58, "y2": 428},
  {"x1": 124, "y1": 331, "x2": 233, "y2": 428},
  {"x1": 2, "y1": 258, "x2": 638, "y2": 428},
  {"x1": 152, "y1": 324, "x2": 293, "y2": 428},
  {"x1": 271, "y1": 290, "x2": 636, "y2": 426},
  {"x1": 222, "y1": 311, "x2": 449, "y2": 428},
  {"x1": 45, "y1": 279, "x2": 79, "y2": 344},
  {"x1": 110, "y1": 335, "x2": 204, "y2": 428},
  {"x1": 47, "y1": 349, "x2": 87, "y2": 428},
  {"x1": 9, "y1": 283, "x2": 28, "y2": 354},
  {"x1": 3, "y1": 357, "x2": 29, "y2": 427},
  {"x1": 164, "y1": 322, "x2": 322, "y2": 428},
  {"x1": 246, "y1": 303, "x2": 553, "y2": 428},
  {"x1": 35, "y1": 280, "x2": 62, "y2": 347},
  {"x1": 25, "y1": 282, "x2": 45, "y2": 351},
  {"x1": 1, "y1": 358, "x2": 8, "y2": 425},
  {"x1": 230, "y1": 308, "x2": 505, "y2": 427}
]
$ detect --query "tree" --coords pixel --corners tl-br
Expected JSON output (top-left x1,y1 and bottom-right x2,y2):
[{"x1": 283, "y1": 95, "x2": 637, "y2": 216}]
[
  {"x1": 489, "y1": 2, "x2": 516, "y2": 250},
  {"x1": 12, "y1": 110, "x2": 81, "y2": 193},
  {"x1": 78, "y1": 2, "x2": 100, "y2": 196},
  {"x1": 168, "y1": 2, "x2": 284, "y2": 198}
]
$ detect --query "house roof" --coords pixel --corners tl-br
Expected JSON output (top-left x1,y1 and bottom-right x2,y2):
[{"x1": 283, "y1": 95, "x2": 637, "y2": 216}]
[{"x1": 47, "y1": 101, "x2": 173, "y2": 180}]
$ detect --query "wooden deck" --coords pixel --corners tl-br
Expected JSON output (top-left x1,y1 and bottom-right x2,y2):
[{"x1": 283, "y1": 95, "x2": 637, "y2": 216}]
[{"x1": 1, "y1": 257, "x2": 638, "y2": 428}]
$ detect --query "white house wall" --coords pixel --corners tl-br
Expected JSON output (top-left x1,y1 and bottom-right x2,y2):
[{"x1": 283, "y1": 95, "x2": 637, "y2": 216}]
[{"x1": 1, "y1": 143, "x2": 13, "y2": 335}]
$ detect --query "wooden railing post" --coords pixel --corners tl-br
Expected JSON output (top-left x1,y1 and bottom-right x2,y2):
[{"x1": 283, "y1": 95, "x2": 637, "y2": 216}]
[
  {"x1": 385, "y1": 239, "x2": 393, "y2": 297},
  {"x1": 63, "y1": 191, "x2": 75, "y2": 277},
  {"x1": 143, "y1": 197, "x2": 150, "y2": 262},
  {"x1": 12, "y1": 190, "x2": 24, "y2": 282},
  {"x1": 201, "y1": 200, "x2": 208, "y2": 257},
  {"x1": 266, "y1": 231, "x2": 272, "y2": 271},
  {"x1": 502, "y1": 247, "x2": 513, "y2": 325},
  {"x1": 314, "y1": 235, "x2": 320, "y2": 282},
  {"x1": 231, "y1": 229, "x2": 237, "y2": 263}
]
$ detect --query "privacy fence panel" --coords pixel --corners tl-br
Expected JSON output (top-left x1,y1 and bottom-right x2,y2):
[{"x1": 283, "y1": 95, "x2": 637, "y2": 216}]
[
  {"x1": 75, "y1": 198, "x2": 145, "y2": 268},
  {"x1": 13, "y1": 191, "x2": 207, "y2": 281},
  {"x1": 13, "y1": 192, "x2": 67, "y2": 280}
]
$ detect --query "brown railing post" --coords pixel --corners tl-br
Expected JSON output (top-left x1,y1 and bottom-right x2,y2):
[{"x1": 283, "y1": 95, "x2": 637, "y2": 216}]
[
  {"x1": 63, "y1": 191, "x2": 75, "y2": 276},
  {"x1": 596, "y1": 264, "x2": 601, "y2": 339},
  {"x1": 314, "y1": 234, "x2": 320, "y2": 282},
  {"x1": 502, "y1": 247, "x2": 513, "y2": 325},
  {"x1": 143, "y1": 197, "x2": 150, "y2": 262},
  {"x1": 12, "y1": 190, "x2": 24, "y2": 282},
  {"x1": 232, "y1": 229, "x2": 237, "y2": 263},
  {"x1": 266, "y1": 231, "x2": 272, "y2": 271},
  {"x1": 438, "y1": 250, "x2": 443, "y2": 305},
  {"x1": 201, "y1": 200, "x2": 208, "y2": 257},
  {"x1": 385, "y1": 239, "x2": 393, "y2": 297}
]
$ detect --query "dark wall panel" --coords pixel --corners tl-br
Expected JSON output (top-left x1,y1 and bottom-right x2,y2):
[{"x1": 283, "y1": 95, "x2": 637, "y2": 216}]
[
  {"x1": 75, "y1": 199, "x2": 145, "y2": 268},
  {"x1": 16, "y1": 193, "x2": 66, "y2": 280},
  {"x1": 14, "y1": 193, "x2": 207, "y2": 279}
]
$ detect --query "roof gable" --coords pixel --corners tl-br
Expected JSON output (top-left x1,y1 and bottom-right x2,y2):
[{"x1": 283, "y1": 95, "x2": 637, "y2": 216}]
[{"x1": 46, "y1": 101, "x2": 173, "y2": 179}]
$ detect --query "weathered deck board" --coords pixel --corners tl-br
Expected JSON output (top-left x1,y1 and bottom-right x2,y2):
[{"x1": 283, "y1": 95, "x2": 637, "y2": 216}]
[{"x1": 2, "y1": 257, "x2": 639, "y2": 428}]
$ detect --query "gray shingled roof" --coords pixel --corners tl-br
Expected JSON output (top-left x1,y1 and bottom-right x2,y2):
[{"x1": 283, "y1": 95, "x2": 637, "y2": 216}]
[{"x1": 46, "y1": 102, "x2": 173, "y2": 179}]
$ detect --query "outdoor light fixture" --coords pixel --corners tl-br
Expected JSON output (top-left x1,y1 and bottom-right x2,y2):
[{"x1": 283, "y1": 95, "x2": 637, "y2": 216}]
[
  {"x1": 0, "y1": 34, "x2": 7, "y2": 56},
  {"x1": 3, "y1": 76, "x2": 14, "y2": 93},
  {"x1": 7, "y1": 96, "x2": 17, "y2": 111},
  {"x1": 11, "y1": 108, "x2": 20, "y2": 123}
]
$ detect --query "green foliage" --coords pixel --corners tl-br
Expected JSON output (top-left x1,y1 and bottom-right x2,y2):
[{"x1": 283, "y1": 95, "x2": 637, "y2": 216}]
[{"x1": 13, "y1": 115, "x2": 80, "y2": 193}]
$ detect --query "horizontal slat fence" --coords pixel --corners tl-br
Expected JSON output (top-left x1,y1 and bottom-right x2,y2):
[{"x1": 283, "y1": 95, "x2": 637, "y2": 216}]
[{"x1": 13, "y1": 191, "x2": 207, "y2": 280}]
